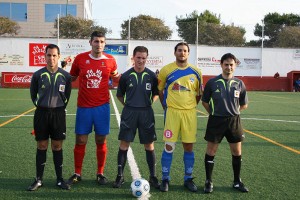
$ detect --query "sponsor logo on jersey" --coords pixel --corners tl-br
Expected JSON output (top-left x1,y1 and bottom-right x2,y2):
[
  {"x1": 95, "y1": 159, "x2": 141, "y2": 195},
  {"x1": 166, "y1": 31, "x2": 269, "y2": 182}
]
[
  {"x1": 86, "y1": 69, "x2": 102, "y2": 88},
  {"x1": 190, "y1": 77, "x2": 195, "y2": 83},
  {"x1": 172, "y1": 82, "x2": 190, "y2": 91}
]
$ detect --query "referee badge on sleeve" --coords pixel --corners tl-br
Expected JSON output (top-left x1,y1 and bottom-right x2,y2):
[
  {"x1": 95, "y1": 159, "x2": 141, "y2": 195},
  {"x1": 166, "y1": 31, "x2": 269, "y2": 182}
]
[
  {"x1": 59, "y1": 84, "x2": 66, "y2": 92},
  {"x1": 234, "y1": 90, "x2": 240, "y2": 98},
  {"x1": 146, "y1": 83, "x2": 151, "y2": 90}
]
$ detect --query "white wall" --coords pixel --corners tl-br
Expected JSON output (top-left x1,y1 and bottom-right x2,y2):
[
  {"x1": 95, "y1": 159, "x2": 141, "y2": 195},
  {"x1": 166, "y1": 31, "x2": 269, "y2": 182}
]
[
  {"x1": 0, "y1": 38, "x2": 299, "y2": 77},
  {"x1": 193, "y1": 46, "x2": 262, "y2": 76},
  {"x1": 0, "y1": 38, "x2": 57, "y2": 73},
  {"x1": 262, "y1": 48, "x2": 300, "y2": 76}
]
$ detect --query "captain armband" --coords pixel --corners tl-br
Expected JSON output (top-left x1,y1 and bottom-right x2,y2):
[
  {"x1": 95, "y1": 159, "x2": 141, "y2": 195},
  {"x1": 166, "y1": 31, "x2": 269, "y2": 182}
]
[{"x1": 110, "y1": 70, "x2": 120, "y2": 77}]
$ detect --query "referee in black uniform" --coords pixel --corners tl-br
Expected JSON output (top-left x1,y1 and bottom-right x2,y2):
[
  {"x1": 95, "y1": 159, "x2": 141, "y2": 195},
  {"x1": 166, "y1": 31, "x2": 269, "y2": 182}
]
[
  {"x1": 28, "y1": 44, "x2": 72, "y2": 191},
  {"x1": 201, "y1": 53, "x2": 249, "y2": 193},
  {"x1": 112, "y1": 46, "x2": 160, "y2": 189}
]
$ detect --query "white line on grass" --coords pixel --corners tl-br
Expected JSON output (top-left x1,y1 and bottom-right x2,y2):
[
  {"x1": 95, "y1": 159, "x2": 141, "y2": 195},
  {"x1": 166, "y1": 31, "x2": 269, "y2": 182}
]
[
  {"x1": 110, "y1": 91, "x2": 151, "y2": 199},
  {"x1": 109, "y1": 90, "x2": 142, "y2": 180},
  {"x1": 1, "y1": 114, "x2": 299, "y2": 124},
  {"x1": 241, "y1": 117, "x2": 300, "y2": 123}
]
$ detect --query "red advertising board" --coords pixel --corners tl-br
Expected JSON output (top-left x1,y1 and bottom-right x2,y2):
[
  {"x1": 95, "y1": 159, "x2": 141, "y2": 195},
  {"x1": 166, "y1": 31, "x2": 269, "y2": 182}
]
[
  {"x1": 1, "y1": 72, "x2": 33, "y2": 88},
  {"x1": 29, "y1": 43, "x2": 49, "y2": 67},
  {"x1": 0, "y1": 72, "x2": 80, "y2": 88}
]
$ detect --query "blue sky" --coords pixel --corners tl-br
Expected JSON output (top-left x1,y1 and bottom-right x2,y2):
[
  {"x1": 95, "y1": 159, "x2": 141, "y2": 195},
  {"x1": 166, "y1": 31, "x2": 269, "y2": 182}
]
[{"x1": 92, "y1": 0, "x2": 300, "y2": 41}]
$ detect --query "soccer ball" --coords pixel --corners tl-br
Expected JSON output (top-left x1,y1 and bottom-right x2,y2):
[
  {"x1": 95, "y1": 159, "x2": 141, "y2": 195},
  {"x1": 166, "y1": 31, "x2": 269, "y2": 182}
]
[{"x1": 130, "y1": 178, "x2": 150, "y2": 198}]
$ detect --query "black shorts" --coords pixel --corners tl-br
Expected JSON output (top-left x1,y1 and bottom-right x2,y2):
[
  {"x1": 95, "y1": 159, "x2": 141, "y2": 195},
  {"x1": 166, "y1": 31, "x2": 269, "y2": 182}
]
[
  {"x1": 34, "y1": 107, "x2": 66, "y2": 141},
  {"x1": 204, "y1": 115, "x2": 244, "y2": 143},
  {"x1": 119, "y1": 106, "x2": 157, "y2": 144}
]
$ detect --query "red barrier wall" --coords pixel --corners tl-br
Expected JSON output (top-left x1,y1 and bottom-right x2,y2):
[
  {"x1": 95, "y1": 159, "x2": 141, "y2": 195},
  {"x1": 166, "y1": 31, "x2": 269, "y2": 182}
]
[
  {"x1": 0, "y1": 72, "x2": 117, "y2": 89},
  {"x1": 203, "y1": 76, "x2": 289, "y2": 91},
  {"x1": 0, "y1": 72, "x2": 293, "y2": 91}
]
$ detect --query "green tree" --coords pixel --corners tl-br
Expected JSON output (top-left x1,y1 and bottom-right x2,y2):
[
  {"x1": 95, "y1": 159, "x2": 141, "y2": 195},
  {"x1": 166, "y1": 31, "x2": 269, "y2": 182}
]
[
  {"x1": 121, "y1": 15, "x2": 172, "y2": 40},
  {"x1": 220, "y1": 24, "x2": 246, "y2": 46},
  {"x1": 53, "y1": 15, "x2": 110, "y2": 39},
  {"x1": 0, "y1": 17, "x2": 20, "y2": 36},
  {"x1": 176, "y1": 10, "x2": 220, "y2": 44},
  {"x1": 254, "y1": 12, "x2": 300, "y2": 47},
  {"x1": 245, "y1": 40, "x2": 261, "y2": 47},
  {"x1": 275, "y1": 26, "x2": 300, "y2": 48},
  {"x1": 176, "y1": 10, "x2": 245, "y2": 46}
]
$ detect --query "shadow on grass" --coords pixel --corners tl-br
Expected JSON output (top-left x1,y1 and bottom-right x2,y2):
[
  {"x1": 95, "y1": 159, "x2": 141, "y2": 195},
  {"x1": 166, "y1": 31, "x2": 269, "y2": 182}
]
[
  {"x1": 0, "y1": 178, "x2": 134, "y2": 199},
  {"x1": 0, "y1": 178, "x2": 248, "y2": 199}
]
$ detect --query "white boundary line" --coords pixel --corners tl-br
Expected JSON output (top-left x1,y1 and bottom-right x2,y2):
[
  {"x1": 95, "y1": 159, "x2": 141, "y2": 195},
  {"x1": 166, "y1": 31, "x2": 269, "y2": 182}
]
[
  {"x1": 241, "y1": 117, "x2": 300, "y2": 123},
  {"x1": 109, "y1": 90, "x2": 142, "y2": 180},
  {"x1": 110, "y1": 91, "x2": 151, "y2": 199},
  {"x1": 1, "y1": 113, "x2": 299, "y2": 124}
]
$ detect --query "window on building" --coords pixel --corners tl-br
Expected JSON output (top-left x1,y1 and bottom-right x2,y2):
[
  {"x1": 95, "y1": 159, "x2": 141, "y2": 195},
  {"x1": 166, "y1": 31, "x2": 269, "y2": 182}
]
[
  {"x1": 45, "y1": 4, "x2": 77, "y2": 22},
  {"x1": 0, "y1": 3, "x2": 10, "y2": 18},
  {"x1": 11, "y1": 3, "x2": 27, "y2": 21},
  {"x1": 0, "y1": 3, "x2": 27, "y2": 22}
]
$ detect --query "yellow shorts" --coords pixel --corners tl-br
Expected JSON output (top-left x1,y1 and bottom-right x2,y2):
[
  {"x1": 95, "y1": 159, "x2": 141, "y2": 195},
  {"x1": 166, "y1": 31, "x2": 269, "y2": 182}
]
[{"x1": 163, "y1": 107, "x2": 197, "y2": 143}]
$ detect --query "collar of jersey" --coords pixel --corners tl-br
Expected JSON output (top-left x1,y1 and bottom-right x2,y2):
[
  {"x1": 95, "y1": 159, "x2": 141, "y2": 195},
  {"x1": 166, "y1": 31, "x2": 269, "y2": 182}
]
[{"x1": 89, "y1": 53, "x2": 108, "y2": 60}]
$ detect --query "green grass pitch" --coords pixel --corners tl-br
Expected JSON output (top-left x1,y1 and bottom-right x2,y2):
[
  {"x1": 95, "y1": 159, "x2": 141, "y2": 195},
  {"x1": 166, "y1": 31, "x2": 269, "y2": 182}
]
[{"x1": 0, "y1": 89, "x2": 299, "y2": 199}]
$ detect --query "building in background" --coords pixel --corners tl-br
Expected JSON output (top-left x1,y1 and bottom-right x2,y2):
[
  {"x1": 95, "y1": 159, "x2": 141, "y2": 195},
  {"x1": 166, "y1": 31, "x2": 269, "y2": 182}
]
[{"x1": 0, "y1": 0, "x2": 92, "y2": 37}]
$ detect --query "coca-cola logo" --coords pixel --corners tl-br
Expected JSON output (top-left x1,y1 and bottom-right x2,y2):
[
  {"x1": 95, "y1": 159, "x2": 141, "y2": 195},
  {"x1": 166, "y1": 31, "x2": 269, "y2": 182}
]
[
  {"x1": 4, "y1": 74, "x2": 32, "y2": 83},
  {"x1": 11, "y1": 75, "x2": 32, "y2": 82}
]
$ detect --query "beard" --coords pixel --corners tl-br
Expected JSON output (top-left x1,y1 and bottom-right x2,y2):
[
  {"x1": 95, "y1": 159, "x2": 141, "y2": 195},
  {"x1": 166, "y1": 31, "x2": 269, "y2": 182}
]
[{"x1": 176, "y1": 58, "x2": 187, "y2": 63}]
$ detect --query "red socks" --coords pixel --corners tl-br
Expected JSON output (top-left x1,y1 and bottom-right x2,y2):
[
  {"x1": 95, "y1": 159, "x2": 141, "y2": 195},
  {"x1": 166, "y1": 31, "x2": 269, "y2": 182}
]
[
  {"x1": 74, "y1": 144, "x2": 86, "y2": 175},
  {"x1": 73, "y1": 143, "x2": 107, "y2": 175},
  {"x1": 96, "y1": 143, "x2": 107, "y2": 175}
]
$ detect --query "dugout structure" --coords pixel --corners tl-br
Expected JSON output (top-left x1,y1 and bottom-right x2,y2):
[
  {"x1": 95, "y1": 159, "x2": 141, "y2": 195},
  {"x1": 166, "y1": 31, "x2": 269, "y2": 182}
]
[{"x1": 287, "y1": 70, "x2": 300, "y2": 91}]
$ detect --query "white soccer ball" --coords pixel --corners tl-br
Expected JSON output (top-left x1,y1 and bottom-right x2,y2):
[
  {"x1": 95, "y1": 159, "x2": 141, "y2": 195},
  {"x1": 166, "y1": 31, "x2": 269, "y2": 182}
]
[{"x1": 130, "y1": 178, "x2": 150, "y2": 198}]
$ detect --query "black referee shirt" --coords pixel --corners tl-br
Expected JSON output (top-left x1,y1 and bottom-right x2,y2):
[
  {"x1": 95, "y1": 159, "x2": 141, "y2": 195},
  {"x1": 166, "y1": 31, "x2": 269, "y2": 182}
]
[
  {"x1": 30, "y1": 67, "x2": 72, "y2": 108},
  {"x1": 201, "y1": 74, "x2": 248, "y2": 116},
  {"x1": 117, "y1": 67, "x2": 158, "y2": 107}
]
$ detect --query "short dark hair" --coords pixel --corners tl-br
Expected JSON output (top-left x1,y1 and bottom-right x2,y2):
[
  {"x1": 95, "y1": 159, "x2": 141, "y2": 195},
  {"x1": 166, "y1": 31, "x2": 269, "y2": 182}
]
[
  {"x1": 220, "y1": 53, "x2": 237, "y2": 64},
  {"x1": 90, "y1": 31, "x2": 105, "y2": 41},
  {"x1": 45, "y1": 44, "x2": 60, "y2": 55},
  {"x1": 133, "y1": 46, "x2": 148, "y2": 56},
  {"x1": 61, "y1": 61, "x2": 67, "y2": 67},
  {"x1": 174, "y1": 42, "x2": 190, "y2": 52}
]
